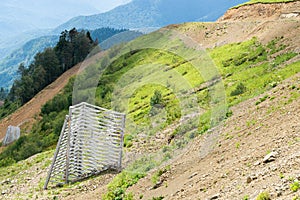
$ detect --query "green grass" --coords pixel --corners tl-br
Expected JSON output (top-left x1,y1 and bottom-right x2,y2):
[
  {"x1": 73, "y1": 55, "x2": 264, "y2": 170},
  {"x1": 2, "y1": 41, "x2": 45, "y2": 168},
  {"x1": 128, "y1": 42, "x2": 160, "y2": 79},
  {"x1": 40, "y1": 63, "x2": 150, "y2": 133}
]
[
  {"x1": 209, "y1": 37, "x2": 300, "y2": 106},
  {"x1": 102, "y1": 154, "x2": 163, "y2": 199},
  {"x1": 0, "y1": 150, "x2": 54, "y2": 179}
]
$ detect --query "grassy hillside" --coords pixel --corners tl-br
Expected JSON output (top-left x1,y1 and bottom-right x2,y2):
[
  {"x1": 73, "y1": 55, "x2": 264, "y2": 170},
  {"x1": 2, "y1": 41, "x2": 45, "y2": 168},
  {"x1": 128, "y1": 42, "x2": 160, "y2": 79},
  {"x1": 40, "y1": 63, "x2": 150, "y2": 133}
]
[
  {"x1": 76, "y1": 30, "x2": 299, "y2": 198},
  {"x1": 0, "y1": 7, "x2": 300, "y2": 196}
]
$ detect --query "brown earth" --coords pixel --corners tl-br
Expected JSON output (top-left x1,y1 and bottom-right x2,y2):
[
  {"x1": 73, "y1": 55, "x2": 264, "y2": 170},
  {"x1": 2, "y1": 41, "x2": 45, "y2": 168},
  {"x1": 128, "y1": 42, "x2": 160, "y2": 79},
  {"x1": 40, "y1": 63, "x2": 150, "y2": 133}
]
[
  {"x1": 127, "y1": 73, "x2": 300, "y2": 200},
  {"x1": 219, "y1": 1, "x2": 300, "y2": 22}
]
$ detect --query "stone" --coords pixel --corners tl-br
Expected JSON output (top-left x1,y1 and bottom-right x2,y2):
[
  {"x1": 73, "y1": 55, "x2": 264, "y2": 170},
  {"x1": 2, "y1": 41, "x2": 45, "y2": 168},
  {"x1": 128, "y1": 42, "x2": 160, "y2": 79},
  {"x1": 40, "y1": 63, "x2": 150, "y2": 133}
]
[
  {"x1": 254, "y1": 161, "x2": 261, "y2": 166},
  {"x1": 263, "y1": 152, "x2": 278, "y2": 163},
  {"x1": 189, "y1": 172, "x2": 198, "y2": 179},
  {"x1": 208, "y1": 193, "x2": 220, "y2": 200},
  {"x1": 1, "y1": 178, "x2": 10, "y2": 185},
  {"x1": 246, "y1": 176, "x2": 252, "y2": 183},
  {"x1": 152, "y1": 180, "x2": 163, "y2": 190}
]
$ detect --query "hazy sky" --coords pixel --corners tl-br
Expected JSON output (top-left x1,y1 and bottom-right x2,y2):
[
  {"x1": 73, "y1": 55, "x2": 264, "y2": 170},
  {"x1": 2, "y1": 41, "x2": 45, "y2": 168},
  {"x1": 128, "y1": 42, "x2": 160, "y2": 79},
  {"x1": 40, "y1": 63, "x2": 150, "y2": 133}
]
[{"x1": 0, "y1": 0, "x2": 133, "y2": 32}]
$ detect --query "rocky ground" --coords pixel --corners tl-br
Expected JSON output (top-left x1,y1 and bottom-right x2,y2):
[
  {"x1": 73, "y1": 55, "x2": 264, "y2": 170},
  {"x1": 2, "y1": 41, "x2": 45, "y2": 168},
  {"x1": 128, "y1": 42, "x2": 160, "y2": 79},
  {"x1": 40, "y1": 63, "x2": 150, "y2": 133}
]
[{"x1": 127, "y1": 73, "x2": 300, "y2": 200}]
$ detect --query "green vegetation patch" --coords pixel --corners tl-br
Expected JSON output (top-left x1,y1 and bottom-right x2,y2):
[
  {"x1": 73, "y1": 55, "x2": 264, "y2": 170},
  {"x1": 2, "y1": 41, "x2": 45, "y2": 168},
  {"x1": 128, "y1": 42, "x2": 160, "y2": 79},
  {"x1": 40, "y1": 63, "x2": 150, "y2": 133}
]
[
  {"x1": 290, "y1": 180, "x2": 300, "y2": 192},
  {"x1": 209, "y1": 37, "x2": 300, "y2": 106},
  {"x1": 256, "y1": 191, "x2": 271, "y2": 200}
]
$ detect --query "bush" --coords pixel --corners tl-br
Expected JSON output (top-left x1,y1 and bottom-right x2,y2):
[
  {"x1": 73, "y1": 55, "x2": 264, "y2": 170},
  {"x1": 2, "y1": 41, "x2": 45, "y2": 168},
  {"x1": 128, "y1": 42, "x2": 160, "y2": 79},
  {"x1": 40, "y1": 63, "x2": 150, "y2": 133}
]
[
  {"x1": 152, "y1": 197, "x2": 164, "y2": 200},
  {"x1": 290, "y1": 180, "x2": 300, "y2": 192},
  {"x1": 124, "y1": 134, "x2": 133, "y2": 148},
  {"x1": 102, "y1": 171, "x2": 145, "y2": 200},
  {"x1": 0, "y1": 157, "x2": 15, "y2": 167},
  {"x1": 256, "y1": 191, "x2": 271, "y2": 200},
  {"x1": 243, "y1": 195, "x2": 249, "y2": 200},
  {"x1": 292, "y1": 195, "x2": 300, "y2": 200},
  {"x1": 230, "y1": 83, "x2": 247, "y2": 96},
  {"x1": 150, "y1": 90, "x2": 164, "y2": 108}
]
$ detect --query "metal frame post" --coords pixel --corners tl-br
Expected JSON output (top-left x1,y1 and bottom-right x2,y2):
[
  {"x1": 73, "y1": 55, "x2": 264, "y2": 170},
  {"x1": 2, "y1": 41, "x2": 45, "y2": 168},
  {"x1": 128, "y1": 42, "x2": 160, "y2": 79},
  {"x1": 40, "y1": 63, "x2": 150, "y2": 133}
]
[{"x1": 44, "y1": 115, "x2": 69, "y2": 189}]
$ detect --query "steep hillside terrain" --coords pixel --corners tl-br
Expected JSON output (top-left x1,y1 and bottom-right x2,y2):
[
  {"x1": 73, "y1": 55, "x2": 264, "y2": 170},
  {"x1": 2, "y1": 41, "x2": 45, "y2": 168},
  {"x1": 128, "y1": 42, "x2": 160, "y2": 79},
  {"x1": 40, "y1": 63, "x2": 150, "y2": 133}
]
[
  {"x1": 0, "y1": 69, "x2": 298, "y2": 200},
  {"x1": 128, "y1": 74, "x2": 300, "y2": 199},
  {"x1": 0, "y1": 51, "x2": 106, "y2": 141},
  {"x1": 0, "y1": 1, "x2": 299, "y2": 200},
  {"x1": 0, "y1": 63, "x2": 79, "y2": 140},
  {"x1": 220, "y1": 0, "x2": 300, "y2": 21}
]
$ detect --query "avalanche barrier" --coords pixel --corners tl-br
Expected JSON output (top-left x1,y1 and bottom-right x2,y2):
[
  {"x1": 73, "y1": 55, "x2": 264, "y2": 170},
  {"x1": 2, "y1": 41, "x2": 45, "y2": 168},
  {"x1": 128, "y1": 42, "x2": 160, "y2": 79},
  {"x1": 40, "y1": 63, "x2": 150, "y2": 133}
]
[
  {"x1": 44, "y1": 102, "x2": 125, "y2": 189},
  {"x1": 2, "y1": 125, "x2": 20, "y2": 146}
]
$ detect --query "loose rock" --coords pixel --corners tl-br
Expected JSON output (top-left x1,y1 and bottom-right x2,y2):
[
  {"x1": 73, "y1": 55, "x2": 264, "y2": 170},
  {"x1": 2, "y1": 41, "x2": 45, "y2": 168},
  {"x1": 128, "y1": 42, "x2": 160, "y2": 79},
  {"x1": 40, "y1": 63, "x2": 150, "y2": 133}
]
[
  {"x1": 263, "y1": 152, "x2": 278, "y2": 163},
  {"x1": 208, "y1": 193, "x2": 220, "y2": 200}
]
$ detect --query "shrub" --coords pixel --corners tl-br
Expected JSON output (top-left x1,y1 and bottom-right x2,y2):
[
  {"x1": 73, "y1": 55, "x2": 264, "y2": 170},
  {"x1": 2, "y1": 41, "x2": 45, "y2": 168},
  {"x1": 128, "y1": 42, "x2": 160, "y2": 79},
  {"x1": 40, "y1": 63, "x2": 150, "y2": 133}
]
[
  {"x1": 150, "y1": 90, "x2": 164, "y2": 108},
  {"x1": 151, "y1": 166, "x2": 169, "y2": 184},
  {"x1": 243, "y1": 195, "x2": 249, "y2": 200},
  {"x1": 290, "y1": 180, "x2": 300, "y2": 192},
  {"x1": 256, "y1": 191, "x2": 271, "y2": 200},
  {"x1": 152, "y1": 197, "x2": 164, "y2": 200},
  {"x1": 124, "y1": 134, "x2": 133, "y2": 148},
  {"x1": 230, "y1": 83, "x2": 247, "y2": 96},
  {"x1": 292, "y1": 195, "x2": 300, "y2": 200},
  {"x1": 0, "y1": 157, "x2": 15, "y2": 167}
]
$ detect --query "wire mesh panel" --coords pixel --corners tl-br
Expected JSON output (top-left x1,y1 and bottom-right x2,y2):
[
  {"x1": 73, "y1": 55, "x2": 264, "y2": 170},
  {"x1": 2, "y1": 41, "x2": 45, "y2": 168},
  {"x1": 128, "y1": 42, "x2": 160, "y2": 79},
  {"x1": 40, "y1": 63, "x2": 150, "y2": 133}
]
[{"x1": 44, "y1": 102, "x2": 125, "y2": 189}]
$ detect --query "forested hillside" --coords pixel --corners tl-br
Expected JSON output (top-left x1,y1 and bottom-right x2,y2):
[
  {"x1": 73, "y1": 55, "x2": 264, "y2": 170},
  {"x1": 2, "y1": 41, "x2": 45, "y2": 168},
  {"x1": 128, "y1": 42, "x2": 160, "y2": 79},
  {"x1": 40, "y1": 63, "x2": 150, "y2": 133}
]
[
  {"x1": 0, "y1": 27, "x2": 142, "y2": 89},
  {"x1": 0, "y1": 29, "x2": 97, "y2": 121},
  {"x1": 0, "y1": 35, "x2": 58, "y2": 89}
]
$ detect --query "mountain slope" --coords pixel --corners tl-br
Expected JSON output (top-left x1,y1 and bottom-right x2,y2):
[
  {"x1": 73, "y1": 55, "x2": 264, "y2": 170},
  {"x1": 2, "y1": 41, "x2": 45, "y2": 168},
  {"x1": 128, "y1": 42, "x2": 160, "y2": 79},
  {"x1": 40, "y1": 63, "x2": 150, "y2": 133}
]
[
  {"x1": 0, "y1": 63, "x2": 298, "y2": 200},
  {"x1": 54, "y1": 0, "x2": 248, "y2": 32},
  {"x1": 128, "y1": 73, "x2": 300, "y2": 200},
  {"x1": 0, "y1": 51, "x2": 106, "y2": 141},
  {"x1": 0, "y1": 1, "x2": 299, "y2": 199}
]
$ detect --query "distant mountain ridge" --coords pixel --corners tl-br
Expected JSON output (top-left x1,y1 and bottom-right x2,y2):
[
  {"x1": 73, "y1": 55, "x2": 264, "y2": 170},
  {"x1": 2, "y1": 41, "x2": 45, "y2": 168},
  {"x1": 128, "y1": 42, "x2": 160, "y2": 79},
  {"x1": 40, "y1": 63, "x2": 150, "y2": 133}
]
[
  {"x1": 0, "y1": 28, "x2": 142, "y2": 89},
  {"x1": 0, "y1": 35, "x2": 58, "y2": 88},
  {"x1": 54, "y1": 0, "x2": 248, "y2": 32}
]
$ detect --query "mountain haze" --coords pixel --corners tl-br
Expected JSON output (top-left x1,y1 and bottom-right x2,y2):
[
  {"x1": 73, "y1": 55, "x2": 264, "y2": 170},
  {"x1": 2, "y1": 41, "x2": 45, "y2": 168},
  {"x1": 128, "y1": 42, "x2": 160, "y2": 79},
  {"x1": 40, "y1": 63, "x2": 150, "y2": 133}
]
[
  {"x1": 0, "y1": 36, "x2": 58, "y2": 88},
  {"x1": 54, "y1": 0, "x2": 248, "y2": 32},
  {"x1": 0, "y1": 0, "x2": 129, "y2": 69}
]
